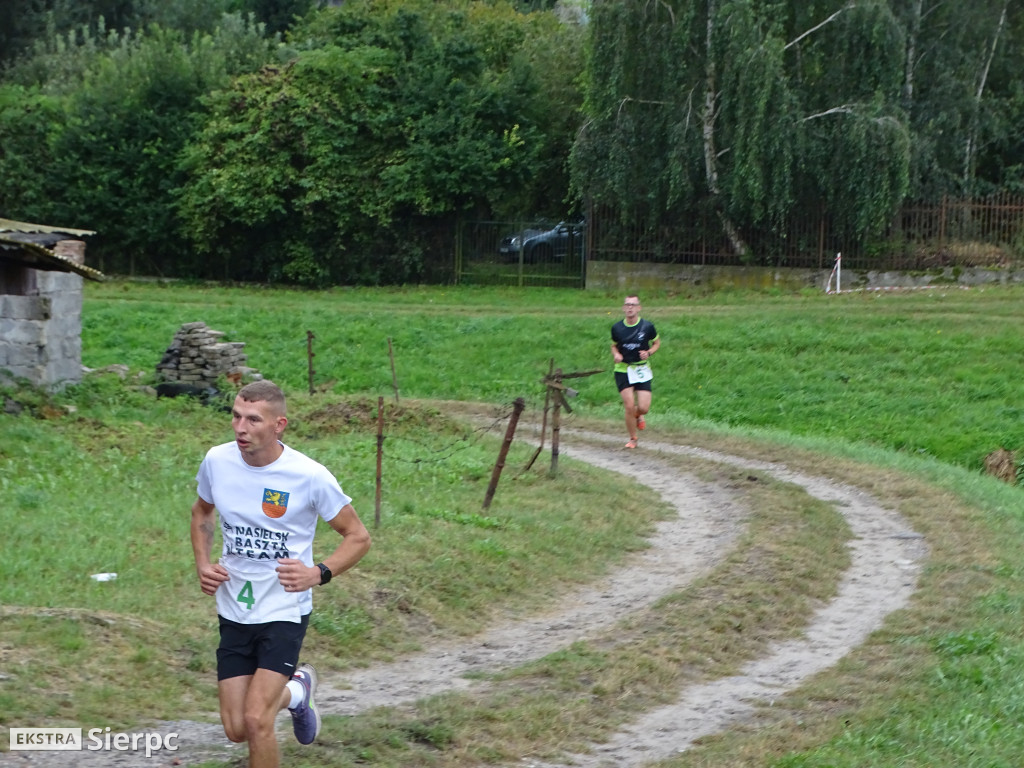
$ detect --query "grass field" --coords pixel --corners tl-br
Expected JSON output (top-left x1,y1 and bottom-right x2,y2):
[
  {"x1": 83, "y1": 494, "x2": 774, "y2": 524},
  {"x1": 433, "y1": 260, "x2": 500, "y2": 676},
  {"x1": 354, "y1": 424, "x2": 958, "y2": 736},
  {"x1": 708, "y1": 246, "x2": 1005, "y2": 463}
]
[
  {"x1": 79, "y1": 280, "x2": 1024, "y2": 471},
  {"x1": 1, "y1": 280, "x2": 1023, "y2": 767}
]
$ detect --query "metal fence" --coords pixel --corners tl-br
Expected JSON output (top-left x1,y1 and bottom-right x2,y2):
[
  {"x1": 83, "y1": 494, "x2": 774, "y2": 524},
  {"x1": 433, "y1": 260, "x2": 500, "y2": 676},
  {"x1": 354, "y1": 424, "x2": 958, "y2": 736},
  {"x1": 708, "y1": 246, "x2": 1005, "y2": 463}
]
[
  {"x1": 588, "y1": 194, "x2": 1024, "y2": 271},
  {"x1": 456, "y1": 219, "x2": 586, "y2": 288},
  {"x1": 456, "y1": 196, "x2": 1024, "y2": 287}
]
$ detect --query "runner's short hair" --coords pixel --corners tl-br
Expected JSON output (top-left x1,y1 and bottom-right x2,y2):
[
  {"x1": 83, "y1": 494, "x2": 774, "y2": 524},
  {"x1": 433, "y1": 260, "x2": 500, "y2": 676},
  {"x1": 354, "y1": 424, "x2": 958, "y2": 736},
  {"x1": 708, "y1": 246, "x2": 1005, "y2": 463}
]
[{"x1": 237, "y1": 380, "x2": 286, "y2": 414}]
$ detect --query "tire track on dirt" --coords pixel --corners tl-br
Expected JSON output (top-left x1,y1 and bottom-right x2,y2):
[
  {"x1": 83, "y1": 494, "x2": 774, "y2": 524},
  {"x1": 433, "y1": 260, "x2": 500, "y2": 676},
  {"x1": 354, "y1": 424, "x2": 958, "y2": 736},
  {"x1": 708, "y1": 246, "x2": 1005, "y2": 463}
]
[
  {"x1": 317, "y1": 446, "x2": 744, "y2": 715},
  {"x1": 524, "y1": 433, "x2": 926, "y2": 767}
]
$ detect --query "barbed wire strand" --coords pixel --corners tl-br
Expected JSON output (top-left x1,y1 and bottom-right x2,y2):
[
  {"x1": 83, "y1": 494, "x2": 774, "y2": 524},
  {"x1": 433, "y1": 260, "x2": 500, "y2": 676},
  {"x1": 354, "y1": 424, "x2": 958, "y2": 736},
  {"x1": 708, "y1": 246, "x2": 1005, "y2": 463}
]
[{"x1": 383, "y1": 406, "x2": 516, "y2": 465}]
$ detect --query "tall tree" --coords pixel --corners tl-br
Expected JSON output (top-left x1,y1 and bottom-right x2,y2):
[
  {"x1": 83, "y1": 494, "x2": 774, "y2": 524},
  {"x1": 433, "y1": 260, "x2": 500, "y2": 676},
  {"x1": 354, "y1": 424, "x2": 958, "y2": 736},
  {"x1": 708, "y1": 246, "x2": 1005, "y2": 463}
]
[
  {"x1": 573, "y1": 0, "x2": 910, "y2": 254},
  {"x1": 785, "y1": 1, "x2": 909, "y2": 237},
  {"x1": 0, "y1": 15, "x2": 276, "y2": 273},
  {"x1": 961, "y1": 0, "x2": 1008, "y2": 193},
  {"x1": 892, "y1": 0, "x2": 1023, "y2": 197},
  {"x1": 178, "y1": 0, "x2": 583, "y2": 284}
]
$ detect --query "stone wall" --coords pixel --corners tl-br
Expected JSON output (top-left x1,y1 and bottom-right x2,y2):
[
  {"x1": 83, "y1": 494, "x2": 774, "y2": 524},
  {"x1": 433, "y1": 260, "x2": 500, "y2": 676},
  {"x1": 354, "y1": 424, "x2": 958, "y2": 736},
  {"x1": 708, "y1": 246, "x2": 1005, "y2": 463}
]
[
  {"x1": 0, "y1": 241, "x2": 85, "y2": 388},
  {"x1": 156, "y1": 322, "x2": 258, "y2": 386}
]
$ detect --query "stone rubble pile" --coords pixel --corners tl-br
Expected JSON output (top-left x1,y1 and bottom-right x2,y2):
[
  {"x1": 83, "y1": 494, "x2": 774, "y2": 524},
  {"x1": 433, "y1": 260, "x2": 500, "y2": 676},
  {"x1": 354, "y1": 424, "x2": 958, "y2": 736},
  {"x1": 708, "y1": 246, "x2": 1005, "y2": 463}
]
[{"x1": 156, "y1": 321, "x2": 260, "y2": 386}]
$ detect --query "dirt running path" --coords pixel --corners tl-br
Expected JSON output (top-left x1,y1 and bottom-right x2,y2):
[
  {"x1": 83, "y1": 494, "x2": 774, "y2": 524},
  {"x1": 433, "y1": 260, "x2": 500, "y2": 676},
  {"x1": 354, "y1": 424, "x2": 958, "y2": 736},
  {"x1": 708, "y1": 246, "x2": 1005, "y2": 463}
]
[
  {"x1": 317, "y1": 439, "x2": 744, "y2": 716},
  {"x1": 528, "y1": 433, "x2": 925, "y2": 767},
  {"x1": 0, "y1": 431, "x2": 924, "y2": 768}
]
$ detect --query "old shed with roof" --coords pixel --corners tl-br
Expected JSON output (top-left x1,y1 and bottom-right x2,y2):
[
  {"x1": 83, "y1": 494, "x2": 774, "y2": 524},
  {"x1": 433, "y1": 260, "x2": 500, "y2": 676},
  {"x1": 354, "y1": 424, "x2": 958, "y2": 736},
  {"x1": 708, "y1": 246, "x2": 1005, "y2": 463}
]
[{"x1": 0, "y1": 218, "x2": 104, "y2": 388}]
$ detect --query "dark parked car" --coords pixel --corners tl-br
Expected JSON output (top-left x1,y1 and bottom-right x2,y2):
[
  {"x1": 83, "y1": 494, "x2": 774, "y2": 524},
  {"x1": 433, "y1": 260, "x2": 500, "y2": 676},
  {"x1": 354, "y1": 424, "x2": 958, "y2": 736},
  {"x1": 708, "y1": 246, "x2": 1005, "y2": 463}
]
[{"x1": 498, "y1": 221, "x2": 585, "y2": 263}]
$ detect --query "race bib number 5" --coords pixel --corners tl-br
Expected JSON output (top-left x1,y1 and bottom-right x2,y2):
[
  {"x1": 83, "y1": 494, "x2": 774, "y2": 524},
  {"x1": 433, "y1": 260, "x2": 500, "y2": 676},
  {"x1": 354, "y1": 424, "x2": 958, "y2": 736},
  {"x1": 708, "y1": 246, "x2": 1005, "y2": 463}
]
[{"x1": 627, "y1": 362, "x2": 653, "y2": 385}]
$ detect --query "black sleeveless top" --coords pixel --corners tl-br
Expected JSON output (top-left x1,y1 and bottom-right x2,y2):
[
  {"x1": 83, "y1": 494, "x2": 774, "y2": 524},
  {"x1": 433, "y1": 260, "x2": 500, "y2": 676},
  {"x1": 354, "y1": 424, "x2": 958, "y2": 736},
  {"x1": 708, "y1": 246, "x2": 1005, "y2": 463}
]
[{"x1": 611, "y1": 318, "x2": 658, "y2": 365}]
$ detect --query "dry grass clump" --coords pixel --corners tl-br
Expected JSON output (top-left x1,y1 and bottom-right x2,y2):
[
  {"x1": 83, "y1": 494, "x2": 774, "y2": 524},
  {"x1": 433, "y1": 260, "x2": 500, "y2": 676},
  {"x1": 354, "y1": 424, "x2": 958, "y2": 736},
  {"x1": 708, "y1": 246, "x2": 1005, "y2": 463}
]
[
  {"x1": 298, "y1": 397, "x2": 468, "y2": 435},
  {"x1": 983, "y1": 447, "x2": 1018, "y2": 484},
  {"x1": 913, "y1": 241, "x2": 1016, "y2": 267}
]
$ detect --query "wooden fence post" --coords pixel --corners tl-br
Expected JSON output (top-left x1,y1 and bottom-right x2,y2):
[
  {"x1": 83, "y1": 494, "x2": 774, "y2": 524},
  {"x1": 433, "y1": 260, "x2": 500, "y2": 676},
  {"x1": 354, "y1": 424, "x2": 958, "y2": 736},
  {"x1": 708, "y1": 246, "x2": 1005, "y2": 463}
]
[
  {"x1": 522, "y1": 358, "x2": 554, "y2": 473},
  {"x1": 387, "y1": 337, "x2": 399, "y2": 403},
  {"x1": 483, "y1": 397, "x2": 525, "y2": 510},
  {"x1": 534, "y1": 363, "x2": 602, "y2": 477},
  {"x1": 306, "y1": 331, "x2": 316, "y2": 396},
  {"x1": 549, "y1": 399, "x2": 561, "y2": 476},
  {"x1": 375, "y1": 396, "x2": 384, "y2": 528}
]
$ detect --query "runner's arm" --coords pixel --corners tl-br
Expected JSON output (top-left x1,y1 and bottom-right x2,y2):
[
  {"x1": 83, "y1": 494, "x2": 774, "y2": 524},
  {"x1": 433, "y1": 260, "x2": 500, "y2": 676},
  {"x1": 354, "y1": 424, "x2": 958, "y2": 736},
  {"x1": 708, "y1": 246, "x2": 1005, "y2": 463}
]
[
  {"x1": 191, "y1": 496, "x2": 229, "y2": 595},
  {"x1": 639, "y1": 336, "x2": 661, "y2": 361},
  {"x1": 277, "y1": 503, "x2": 372, "y2": 592},
  {"x1": 322, "y1": 503, "x2": 372, "y2": 576}
]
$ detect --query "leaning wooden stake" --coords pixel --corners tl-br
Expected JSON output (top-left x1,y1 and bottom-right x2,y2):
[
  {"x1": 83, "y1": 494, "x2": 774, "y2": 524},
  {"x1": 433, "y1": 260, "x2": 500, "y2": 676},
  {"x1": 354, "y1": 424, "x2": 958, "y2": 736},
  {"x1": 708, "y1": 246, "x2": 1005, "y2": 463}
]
[
  {"x1": 522, "y1": 358, "x2": 554, "y2": 473},
  {"x1": 375, "y1": 396, "x2": 384, "y2": 528},
  {"x1": 483, "y1": 397, "x2": 525, "y2": 510},
  {"x1": 387, "y1": 337, "x2": 400, "y2": 403}
]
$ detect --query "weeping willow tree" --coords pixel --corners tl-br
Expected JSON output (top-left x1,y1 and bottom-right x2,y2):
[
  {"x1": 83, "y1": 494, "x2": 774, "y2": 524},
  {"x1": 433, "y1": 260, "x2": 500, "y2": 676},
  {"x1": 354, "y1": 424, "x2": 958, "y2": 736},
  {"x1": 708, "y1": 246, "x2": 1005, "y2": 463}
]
[
  {"x1": 570, "y1": 0, "x2": 699, "y2": 223},
  {"x1": 788, "y1": 1, "x2": 910, "y2": 239},
  {"x1": 894, "y1": 0, "x2": 1016, "y2": 197},
  {"x1": 572, "y1": 0, "x2": 911, "y2": 256}
]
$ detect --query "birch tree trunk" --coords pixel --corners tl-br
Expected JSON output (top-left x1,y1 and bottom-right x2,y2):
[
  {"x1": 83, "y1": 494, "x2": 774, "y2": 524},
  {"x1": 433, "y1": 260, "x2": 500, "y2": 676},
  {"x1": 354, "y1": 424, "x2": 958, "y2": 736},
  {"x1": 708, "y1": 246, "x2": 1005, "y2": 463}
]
[
  {"x1": 902, "y1": 0, "x2": 923, "y2": 112},
  {"x1": 962, "y1": 0, "x2": 1008, "y2": 193},
  {"x1": 701, "y1": 0, "x2": 749, "y2": 256}
]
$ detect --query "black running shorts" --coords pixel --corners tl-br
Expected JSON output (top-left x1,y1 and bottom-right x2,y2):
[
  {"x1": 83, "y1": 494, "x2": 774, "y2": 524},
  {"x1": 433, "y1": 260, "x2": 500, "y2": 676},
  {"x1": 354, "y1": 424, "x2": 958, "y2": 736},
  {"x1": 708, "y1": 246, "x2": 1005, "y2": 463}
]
[
  {"x1": 216, "y1": 613, "x2": 310, "y2": 680},
  {"x1": 615, "y1": 372, "x2": 653, "y2": 393}
]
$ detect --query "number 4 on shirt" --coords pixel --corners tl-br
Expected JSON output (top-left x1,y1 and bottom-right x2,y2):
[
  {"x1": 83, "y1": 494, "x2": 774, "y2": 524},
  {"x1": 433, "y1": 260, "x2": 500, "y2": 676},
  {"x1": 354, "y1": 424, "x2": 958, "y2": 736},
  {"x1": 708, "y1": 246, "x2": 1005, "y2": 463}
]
[{"x1": 236, "y1": 580, "x2": 255, "y2": 610}]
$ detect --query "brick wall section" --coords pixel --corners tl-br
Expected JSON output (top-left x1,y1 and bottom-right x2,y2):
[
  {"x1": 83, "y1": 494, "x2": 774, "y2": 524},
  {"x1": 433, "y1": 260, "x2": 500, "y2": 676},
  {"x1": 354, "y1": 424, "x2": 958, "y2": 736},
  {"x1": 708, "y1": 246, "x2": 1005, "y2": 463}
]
[
  {"x1": 156, "y1": 321, "x2": 259, "y2": 386},
  {"x1": 0, "y1": 240, "x2": 84, "y2": 388}
]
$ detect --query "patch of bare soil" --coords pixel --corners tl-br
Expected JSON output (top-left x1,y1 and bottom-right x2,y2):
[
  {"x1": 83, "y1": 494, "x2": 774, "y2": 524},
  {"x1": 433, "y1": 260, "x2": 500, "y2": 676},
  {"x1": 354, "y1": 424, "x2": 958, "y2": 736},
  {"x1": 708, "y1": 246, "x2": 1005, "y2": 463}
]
[{"x1": 0, "y1": 428, "x2": 924, "y2": 768}]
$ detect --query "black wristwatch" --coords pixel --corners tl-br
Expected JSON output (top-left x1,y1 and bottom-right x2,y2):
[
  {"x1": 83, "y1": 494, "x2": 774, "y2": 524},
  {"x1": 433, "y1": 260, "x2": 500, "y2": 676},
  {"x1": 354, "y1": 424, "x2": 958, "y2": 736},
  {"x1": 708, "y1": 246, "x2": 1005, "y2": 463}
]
[{"x1": 316, "y1": 562, "x2": 332, "y2": 585}]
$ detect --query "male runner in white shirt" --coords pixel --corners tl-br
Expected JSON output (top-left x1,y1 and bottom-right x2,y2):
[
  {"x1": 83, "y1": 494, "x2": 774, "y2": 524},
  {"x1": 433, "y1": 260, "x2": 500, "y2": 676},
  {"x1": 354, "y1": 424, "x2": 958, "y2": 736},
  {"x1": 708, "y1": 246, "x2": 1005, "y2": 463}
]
[{"x1": 191, "y1": 380, "x2": 371, "y2": 768}]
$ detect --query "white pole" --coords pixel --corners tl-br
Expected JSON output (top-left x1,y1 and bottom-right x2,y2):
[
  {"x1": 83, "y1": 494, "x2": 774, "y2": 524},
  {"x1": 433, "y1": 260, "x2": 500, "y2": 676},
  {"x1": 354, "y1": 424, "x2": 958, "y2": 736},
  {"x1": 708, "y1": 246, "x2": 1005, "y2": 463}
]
[
  {"x1": 836, "y1": 252, "x2": 841, "y2": 293},
  {"x1": 825, "y1": 252, "x2": 842, "y2": 294}
]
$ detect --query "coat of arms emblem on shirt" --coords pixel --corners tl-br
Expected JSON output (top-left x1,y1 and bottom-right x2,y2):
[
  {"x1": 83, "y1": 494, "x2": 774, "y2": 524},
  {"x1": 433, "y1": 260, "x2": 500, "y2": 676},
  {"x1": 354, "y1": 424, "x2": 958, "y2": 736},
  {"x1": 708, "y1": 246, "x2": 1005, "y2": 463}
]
[{"x1": 262, "y1": 488, "x2": 289, "y2": 518}]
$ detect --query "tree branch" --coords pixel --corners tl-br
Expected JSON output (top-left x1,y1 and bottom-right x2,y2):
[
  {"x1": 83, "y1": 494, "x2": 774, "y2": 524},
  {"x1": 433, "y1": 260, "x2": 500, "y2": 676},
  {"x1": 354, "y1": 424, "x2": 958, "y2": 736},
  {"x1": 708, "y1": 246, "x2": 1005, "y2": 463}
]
[
  {"x1": 643, "y1": 0, "x2": 676, "y2": 25},
  {"x1": 616, "y1": 95, "x2": 673, "y2": 119},
  {"x1": 801, "y1": 105, "x2": 857, "y2": 121},
  {"x1": 785, "y1": 3, "x2": 856, "y2": 50}
]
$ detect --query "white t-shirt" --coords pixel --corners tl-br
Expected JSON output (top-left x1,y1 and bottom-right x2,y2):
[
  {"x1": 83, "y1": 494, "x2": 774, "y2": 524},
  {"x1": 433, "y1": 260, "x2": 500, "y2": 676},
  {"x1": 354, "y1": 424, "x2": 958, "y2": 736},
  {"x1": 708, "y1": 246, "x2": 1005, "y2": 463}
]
[{"x1": 196, "y1": 441, "x2": 351, "y2": 624}]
